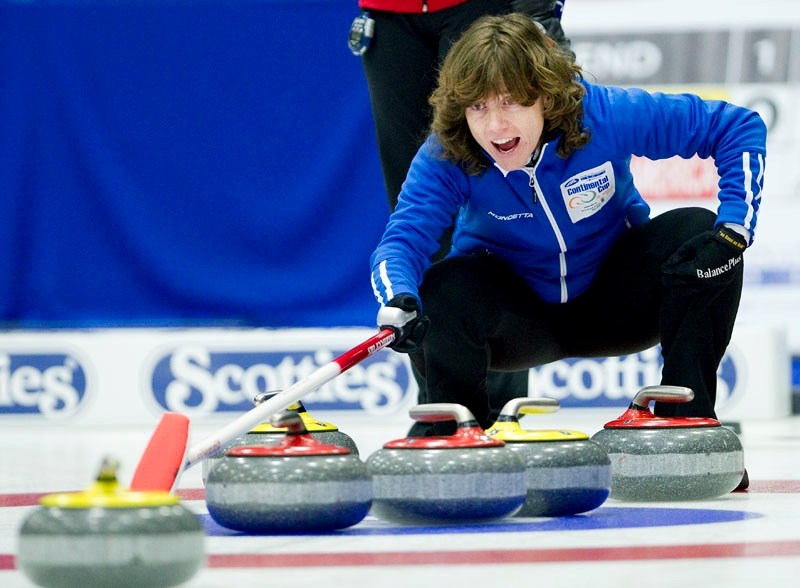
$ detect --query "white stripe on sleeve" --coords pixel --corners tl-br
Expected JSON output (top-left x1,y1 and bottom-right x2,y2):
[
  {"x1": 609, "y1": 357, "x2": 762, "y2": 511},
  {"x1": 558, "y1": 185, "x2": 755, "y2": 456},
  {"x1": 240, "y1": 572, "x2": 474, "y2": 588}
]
[
  {"x1": 370, "y1": 272, "x2": 385, "y2": 305},
  {"x1": 742, "y1": 152, "x2": 755, "y2": 231},
  {"x1": 379, "y1": 260, "x2": 394, "y2": 302}
]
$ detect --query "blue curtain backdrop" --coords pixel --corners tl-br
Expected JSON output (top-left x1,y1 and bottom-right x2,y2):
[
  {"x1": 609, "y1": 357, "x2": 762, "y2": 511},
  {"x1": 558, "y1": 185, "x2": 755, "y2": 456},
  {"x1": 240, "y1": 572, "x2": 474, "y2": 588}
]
[{"x1": 0, "y1": 0, "x2": 389, "y2": 328}]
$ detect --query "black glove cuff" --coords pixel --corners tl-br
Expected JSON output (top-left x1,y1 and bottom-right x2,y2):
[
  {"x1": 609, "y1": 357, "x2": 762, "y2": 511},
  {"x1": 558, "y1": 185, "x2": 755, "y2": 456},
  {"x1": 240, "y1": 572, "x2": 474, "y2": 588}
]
[
  {"x1": 712, "y1": 226, "x2": 747, "y2": 254},
  {"x1": 387, "y1": 294, "x2": 420, "y2": 313}
]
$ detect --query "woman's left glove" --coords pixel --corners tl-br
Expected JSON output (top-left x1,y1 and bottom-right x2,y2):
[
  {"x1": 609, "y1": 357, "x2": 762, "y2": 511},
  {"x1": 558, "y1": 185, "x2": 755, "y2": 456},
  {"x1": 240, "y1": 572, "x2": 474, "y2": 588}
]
[
  {"x1": 661, "y1": 226, "x2": 747, "y2": 289},
  {"x1": 376, "y1": 294, "x2": 430, "y2": 353}
]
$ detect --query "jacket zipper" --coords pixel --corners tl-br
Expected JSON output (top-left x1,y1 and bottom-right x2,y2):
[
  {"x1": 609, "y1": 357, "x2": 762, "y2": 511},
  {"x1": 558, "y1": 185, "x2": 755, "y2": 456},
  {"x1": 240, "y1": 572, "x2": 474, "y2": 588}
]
[
  {"x1": 527, "y1": 144, "x2": 570, "y2": 303},
  {"x1": 529, "y1": 175, "x2": 538, "y2": 204}
]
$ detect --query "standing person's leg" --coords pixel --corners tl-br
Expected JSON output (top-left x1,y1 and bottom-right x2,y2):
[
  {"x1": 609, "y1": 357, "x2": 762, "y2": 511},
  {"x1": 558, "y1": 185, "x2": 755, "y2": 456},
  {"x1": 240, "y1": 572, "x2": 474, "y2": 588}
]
[
  {"x1": 361, "y1": 12, "x2": 438, "y2": 210},
  {"x1": 362, "y1": 0, "x2": 511, "y2": 213},
  {"x1": 362, "y1": 0, "x2": 569, "y2": 213}
]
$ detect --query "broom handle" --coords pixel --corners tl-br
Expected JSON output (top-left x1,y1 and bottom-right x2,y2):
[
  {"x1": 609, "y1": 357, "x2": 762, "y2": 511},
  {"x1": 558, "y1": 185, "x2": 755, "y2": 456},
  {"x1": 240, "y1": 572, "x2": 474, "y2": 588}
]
[{"x1": 185, "y1": 328, "x2": 396, "y2": 467}]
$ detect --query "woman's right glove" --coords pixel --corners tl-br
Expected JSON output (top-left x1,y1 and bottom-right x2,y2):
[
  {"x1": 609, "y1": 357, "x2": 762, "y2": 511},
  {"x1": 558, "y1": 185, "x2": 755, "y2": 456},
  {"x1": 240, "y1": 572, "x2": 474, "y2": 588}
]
[{"x1": 376, "y1": 294, "x2": 430, "y2": 353}]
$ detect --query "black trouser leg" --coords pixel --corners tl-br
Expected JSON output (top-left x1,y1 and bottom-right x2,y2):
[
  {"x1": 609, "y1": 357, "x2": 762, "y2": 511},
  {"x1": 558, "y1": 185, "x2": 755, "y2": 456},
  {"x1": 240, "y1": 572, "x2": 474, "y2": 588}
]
[
  {"x1": 563, "y1": 207, "x2": 742, "y2": 418},
  {"x1": 656, "y1": 257, "x2": 743, "y2": 416},
  {"x1": 410, "y1": 253, "x2": 563, "y2": 433},
  {"x1": 361, "y1": 0, "x2": 511, "y2": 209}
]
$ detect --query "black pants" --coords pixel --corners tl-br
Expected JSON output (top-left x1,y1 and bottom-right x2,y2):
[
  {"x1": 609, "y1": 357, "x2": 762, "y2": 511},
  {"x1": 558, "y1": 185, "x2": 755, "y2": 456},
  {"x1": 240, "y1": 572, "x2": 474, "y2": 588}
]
[{"x1": 409, "y1": 208, "x2": 743, "y2": 434}]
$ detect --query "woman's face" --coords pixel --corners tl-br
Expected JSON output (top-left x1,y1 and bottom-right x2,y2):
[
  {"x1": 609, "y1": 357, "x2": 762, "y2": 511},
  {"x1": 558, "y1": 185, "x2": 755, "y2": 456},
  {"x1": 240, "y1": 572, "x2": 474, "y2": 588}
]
[{"x1": 465, "y1": 94, "x2": 545, "y2": 171}]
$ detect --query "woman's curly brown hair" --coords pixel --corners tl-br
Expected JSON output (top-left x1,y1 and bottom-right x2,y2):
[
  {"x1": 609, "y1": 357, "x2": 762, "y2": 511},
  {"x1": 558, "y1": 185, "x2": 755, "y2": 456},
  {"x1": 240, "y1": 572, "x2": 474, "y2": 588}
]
[{"x1": 429, "y1": 13, "x2": 589, "y2": 175}]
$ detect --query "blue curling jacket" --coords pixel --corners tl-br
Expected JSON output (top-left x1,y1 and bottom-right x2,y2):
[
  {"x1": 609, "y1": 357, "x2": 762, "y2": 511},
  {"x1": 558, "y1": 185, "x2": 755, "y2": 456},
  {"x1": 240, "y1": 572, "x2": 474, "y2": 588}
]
[{"x1": 370, "y1": 81, "x2": 766, "y2": 306}]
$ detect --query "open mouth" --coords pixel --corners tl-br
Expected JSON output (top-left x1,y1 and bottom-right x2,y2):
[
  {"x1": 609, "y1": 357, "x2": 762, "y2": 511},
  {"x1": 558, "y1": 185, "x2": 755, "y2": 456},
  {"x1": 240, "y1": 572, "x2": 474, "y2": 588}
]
[{"x1": 492, "y1": 137, "x2": 520, "y2": 154}]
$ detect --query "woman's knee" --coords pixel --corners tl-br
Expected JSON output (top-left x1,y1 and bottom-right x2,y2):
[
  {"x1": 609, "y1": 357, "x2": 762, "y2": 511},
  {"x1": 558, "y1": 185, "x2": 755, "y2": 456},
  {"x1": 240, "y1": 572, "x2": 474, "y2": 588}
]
[
  {"x1": 637, "y1": 207, "x2": 717, "y2": 258},
  {"x1": 657, "y1": 207, "x2": 716, "y2": 240}
]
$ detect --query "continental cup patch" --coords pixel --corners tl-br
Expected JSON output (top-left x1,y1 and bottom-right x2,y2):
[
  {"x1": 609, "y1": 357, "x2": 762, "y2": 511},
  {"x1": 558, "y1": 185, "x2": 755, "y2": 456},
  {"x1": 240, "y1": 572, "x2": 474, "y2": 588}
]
[{"x1": 560, "y1": 161, "x2": 615, "y2": 223}]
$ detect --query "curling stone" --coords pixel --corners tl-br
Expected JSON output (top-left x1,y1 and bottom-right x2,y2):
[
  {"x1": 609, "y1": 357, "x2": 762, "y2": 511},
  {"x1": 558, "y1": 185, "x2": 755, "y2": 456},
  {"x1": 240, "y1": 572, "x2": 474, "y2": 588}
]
[
  {"x1": 365, "y1": 403, "x2": 527, "y2": 525},
  {"x1": 201, "y1": 391, "x2": 359, "y2": 483},
  {"x1": 17, "y1": 457, "x2": 204, "y2": 588},
  {"x1": 205, "y1": 410, "x2": 371, "y2": 533},
  {"x1": 486, "y1": 397, "x2": 611, "y2": 517},
  {"x1": 591, "y1": 385, "x2": 745, "y2": 501}
]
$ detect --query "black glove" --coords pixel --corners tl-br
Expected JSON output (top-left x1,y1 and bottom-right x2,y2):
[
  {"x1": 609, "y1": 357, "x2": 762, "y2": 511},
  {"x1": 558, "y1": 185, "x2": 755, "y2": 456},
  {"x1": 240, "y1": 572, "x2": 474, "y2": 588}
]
[
  {"x1": 661, "y1": 226, "x2": 747, "y2": 289},
  {"x1": 511, "y1": 0, "x2": 572, "y2": 53},
  {"x1": 376, "y1": 294, "x2": 430, "y2": 353}
]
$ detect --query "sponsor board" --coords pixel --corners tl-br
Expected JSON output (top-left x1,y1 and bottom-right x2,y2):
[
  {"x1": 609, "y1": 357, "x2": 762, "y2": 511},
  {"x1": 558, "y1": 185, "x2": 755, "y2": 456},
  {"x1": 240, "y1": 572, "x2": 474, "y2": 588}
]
[
  {"x1": 0, "y1": 325, "x2": 788, "y2": 424},
  {"x1": 0, "y1": 351, "x2": 90, "y2": 418},
  {"x1": 526, "y1": 326, "x2": 787, "y2": 420},
  {"x1": 528, "y1": 345, "x2": 744, "y2": 413},
  {"x1": 146, "y1": 340, "x2": 416, "y2": 417}
]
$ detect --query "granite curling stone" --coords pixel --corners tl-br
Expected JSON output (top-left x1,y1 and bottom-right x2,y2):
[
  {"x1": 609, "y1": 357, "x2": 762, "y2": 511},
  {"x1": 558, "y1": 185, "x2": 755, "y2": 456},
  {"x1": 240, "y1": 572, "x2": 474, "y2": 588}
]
[
  {"x1": 205, "y1": 410, "x2": 371, "y2": 533},
  {"x1": 486, "y1": 397, "x2": 611, "y2": 517},
  {"x1": 201, "y1": 391, "x2": 359, "y2": 483},
  {"x1": 366, "y1": 403, "x2": 527, "y2": 525},
  {"x1": 591, "y1": 385, "x2": 745, "y2": 501},
  {"x1": 17, "y1": 457, "x2": 204, "y2": 588}
]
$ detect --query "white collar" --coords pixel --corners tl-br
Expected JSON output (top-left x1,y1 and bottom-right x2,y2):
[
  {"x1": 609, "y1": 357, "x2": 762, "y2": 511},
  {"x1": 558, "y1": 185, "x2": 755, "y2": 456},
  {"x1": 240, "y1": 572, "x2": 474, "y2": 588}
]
[{"x1": 492, "y1": 145, "x2": 542, "y2": 178}]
